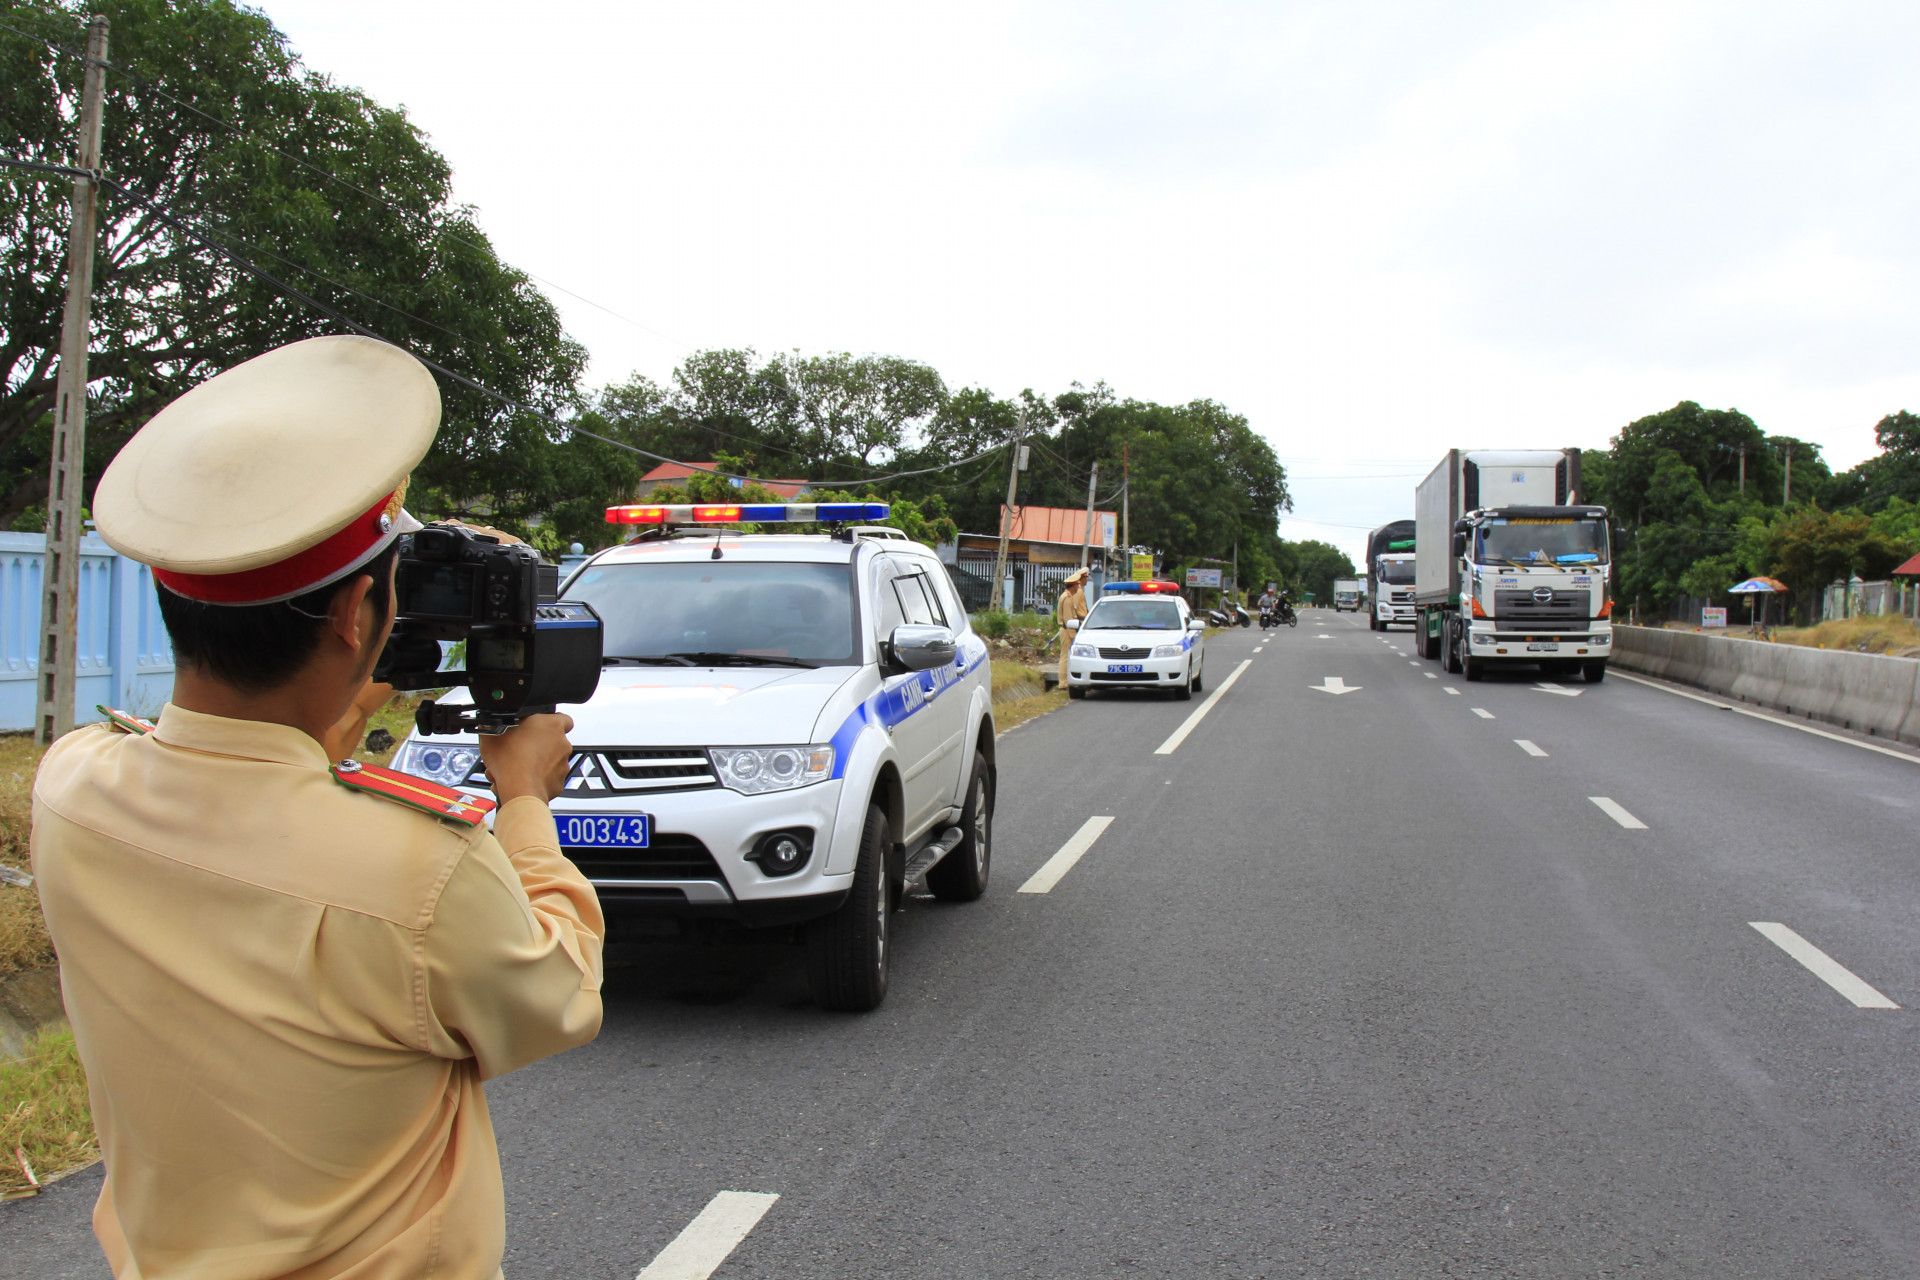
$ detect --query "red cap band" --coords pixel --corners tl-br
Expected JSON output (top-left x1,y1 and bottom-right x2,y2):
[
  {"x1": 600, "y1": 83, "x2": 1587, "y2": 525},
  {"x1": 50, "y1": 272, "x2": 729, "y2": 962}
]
[{"x1": 151, "y1": 490, "x2": 401, "y2": 605}]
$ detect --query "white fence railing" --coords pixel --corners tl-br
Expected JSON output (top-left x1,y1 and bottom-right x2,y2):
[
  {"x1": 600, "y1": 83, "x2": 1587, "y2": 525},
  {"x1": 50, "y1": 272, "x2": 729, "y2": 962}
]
[{"x1": 0, "y1": 531, "x2": 175, "y2": 731}]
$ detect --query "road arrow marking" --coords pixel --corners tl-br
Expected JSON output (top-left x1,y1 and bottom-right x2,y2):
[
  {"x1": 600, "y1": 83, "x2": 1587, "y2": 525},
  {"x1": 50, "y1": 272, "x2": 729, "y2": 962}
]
[
  {"x1": 637, "y1": 1191, "x2": 780, "y2": 1280},
  {"x1": 1750, "y1": 922, "x2": 1898, "y2": 1009},
  {"x1": 1533, "y1": 682, "x2": 1583, "y2": 697},
  {"x1": 1311, "y1": 676, "x2": 1361, "y2": 695}
]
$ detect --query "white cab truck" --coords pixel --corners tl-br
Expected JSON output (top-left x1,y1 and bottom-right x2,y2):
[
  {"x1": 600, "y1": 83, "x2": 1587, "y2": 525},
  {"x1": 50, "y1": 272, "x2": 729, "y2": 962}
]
[
  {"x1": 1413, "y1": 449, "x2": 1614, "y2": 682},
  {"x1": 1367, "y1": 520, "x2": 1416, "y2": 630},
  {"x1": 1332, "y1": 577, "x2": 1365, "y2": 612}
]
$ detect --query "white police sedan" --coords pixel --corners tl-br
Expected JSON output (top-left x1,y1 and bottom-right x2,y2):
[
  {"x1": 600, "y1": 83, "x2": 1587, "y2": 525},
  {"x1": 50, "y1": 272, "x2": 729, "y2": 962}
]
[{"x1": 1065, "y1": 581, "x2": 1206, "y2": 700}]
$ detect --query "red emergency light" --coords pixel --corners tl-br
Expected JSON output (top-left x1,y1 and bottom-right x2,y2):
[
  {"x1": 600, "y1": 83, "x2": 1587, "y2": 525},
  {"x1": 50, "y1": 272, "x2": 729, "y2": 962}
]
[{"x1": 1102, "y1": 580, "x2": 1182, "y2": 594}]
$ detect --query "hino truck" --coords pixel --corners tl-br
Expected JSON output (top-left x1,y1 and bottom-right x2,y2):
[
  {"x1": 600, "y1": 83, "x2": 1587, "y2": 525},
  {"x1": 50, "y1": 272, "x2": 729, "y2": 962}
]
[
  {"x1": 1413, "y1": 449, "x2": 1613, "y2": 682},
  {"x1": 1332, "y1": 577, "x2": 1365, "y2": 612},
  {"x1": 1367, "y1": 520, "x2": 1416, "y2": 631}
]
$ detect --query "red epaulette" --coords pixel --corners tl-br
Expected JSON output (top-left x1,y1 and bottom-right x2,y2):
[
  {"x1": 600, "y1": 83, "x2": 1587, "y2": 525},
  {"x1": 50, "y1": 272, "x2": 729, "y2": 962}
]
[
  {"x1": 97, "y1": 705, "x2": 156, "y2": 735},
  {"x1": 330, "y1": 760, "x2": 497, "y2": 827}
]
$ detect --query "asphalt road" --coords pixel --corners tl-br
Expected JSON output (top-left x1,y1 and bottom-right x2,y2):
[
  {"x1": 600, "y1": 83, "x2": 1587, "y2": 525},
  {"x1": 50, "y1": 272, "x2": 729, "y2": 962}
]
[{"x1": 10, "y1": 611, "x2": 1920, "y2": 1277}]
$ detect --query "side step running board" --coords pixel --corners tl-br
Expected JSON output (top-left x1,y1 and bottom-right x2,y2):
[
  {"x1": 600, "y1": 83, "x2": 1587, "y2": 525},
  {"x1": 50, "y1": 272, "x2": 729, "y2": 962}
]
[{"x1": 901, "y1": 825, "x2": 966, "y2": 890}]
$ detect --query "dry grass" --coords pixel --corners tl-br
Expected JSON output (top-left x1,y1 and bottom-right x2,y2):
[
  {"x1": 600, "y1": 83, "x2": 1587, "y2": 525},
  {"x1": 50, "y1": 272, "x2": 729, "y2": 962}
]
[
  {"x1": 990, "y1": 662, "x2": 1068, "y2": 733},
  {"x1": 0, "y1": 1025, "x2": 95, "y2": 1198},
  {"x1": 1772, "y1": 614, "x2": 1920, "y2": 657},
  {"x1": 0, "y1": 734, "x2": 51, "y2": 978}
]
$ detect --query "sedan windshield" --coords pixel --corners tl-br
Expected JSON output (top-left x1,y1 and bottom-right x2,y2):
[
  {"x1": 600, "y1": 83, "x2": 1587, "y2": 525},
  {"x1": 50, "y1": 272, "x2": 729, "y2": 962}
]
[
  {"x1": 563, "y1": 560, "x2": 858, "y2": 665},
  {"x1": 1476, "y1": 518, "x2": 1610, "y2": 567},
  {"x1": 1083, "y1": 599, "x2": 1184, "y2": 630}
]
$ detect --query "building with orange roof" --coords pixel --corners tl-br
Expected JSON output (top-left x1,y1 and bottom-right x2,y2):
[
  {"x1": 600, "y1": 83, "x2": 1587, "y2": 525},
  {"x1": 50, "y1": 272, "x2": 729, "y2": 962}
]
[{"x1": 632, "y1": 461, "x2": 812, "y2": 501}]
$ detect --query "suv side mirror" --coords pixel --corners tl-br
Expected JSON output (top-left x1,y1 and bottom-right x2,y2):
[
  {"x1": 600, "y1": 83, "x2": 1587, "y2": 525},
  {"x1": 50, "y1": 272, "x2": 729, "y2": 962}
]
[{"x1": 887, "y1": 624, "x2": 956, "y2": 673}]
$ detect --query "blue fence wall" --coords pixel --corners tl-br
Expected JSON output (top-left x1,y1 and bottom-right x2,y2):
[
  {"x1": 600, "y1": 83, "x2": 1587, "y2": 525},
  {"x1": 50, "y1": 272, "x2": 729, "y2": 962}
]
[{"x1": 0, "y1": 531, "x2": 175, "y2": 731}]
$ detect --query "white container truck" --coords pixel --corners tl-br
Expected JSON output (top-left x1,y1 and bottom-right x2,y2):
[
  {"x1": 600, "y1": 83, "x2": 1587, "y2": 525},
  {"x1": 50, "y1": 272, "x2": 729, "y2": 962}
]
[
  {"x1": 1367, "y1": 520, "x2": 1416, "y2": 631},
  {"x1": 1413, "y1": 449, "x2": 1614, "y2": 682},
  {"x1": 1332, "y1": 577, "x2": 1365, "y2": 612}
]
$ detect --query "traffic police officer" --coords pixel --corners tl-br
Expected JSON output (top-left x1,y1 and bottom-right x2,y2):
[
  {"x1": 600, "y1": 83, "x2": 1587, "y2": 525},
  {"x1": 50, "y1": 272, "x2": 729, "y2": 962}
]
[
  {"x1": 31, "y1": 336, "x2": 603, "y2": 1278},
  {"x1": 1056, "y1": 566, "x2": 1090, "y2": 685}
]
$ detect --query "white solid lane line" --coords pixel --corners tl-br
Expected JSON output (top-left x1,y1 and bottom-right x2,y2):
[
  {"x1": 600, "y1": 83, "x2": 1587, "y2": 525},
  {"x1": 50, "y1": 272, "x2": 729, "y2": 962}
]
[
  {"x1": 1515, "y1": 739, "x2": 1548, "y2": 757},
  {"x1": 636, "y1": 1191, "x2": 780, "y2": 1280},
  {"x1": 1610, "y1": 670, "x2": 1920, "y2": 765},
  {"x1": 1749, "y1": 922, "x2": 1900, "y2": 1009},
  {"x1": 1018, "y1": 815, "x2": 1116, "y2": 894},
  {"x1": 1154, "y1": 659, "x2": 1254, "y2": 755},
  {"x1": 1588, "y1": 796, "x2": 1646, "y2": 829},
  {"x1": 1472, "y1": 708, "x2": 1495, "y2": 719}
]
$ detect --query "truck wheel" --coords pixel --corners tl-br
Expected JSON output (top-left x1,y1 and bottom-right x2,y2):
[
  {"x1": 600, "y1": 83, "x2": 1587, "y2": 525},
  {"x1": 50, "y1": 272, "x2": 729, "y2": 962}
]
[
  {"x1": 1369, "y1": 613, "x2": 1379, "y2": 631},
  {"x1": 1422, "y1": 616, "x2": 1442, "y2": 661},
  {"x1": 806, "y1": 804, "x2": 891, "y2": 1011},
  {"x1": 1443, "y1": 620, "x2": 1463, "y2": 674},
  {"x1": 1463, "y1": 647, "x2": 1485, "y2": 682},
  {"x1": 927, "y1": 751, "x2": 992, "y2": 902},
  {"x1": 1582, "y1": 661, "x2": 1607, "y2": 684}
]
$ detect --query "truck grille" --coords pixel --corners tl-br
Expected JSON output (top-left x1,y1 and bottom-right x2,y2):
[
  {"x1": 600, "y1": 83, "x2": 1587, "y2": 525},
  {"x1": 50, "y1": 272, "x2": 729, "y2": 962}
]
[
  {"x1": 1389, "y1": 591, "x2": 1414, "y2": 603},
  {"x1": 466, "y1": 749, "x2": 719, "y2": 800},
  {"x1": 560, "y1": 833, "x2": 724, "y2": 881},
  {"x1": 1493, "y1": 589, "x2": 1589, "y2": 627}
]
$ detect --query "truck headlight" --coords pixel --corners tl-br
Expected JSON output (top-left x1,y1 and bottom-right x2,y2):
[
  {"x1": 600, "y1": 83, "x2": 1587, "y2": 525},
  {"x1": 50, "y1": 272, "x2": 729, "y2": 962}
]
[
  {"x1": 390, "y1": 739, "x2": 480, "y2": 787},
  {"x1": 1151, "y1": 644, "x2": 1184, "y2": 658},
  {"x1": 1071, "y1": 643, "x2": 1095, "y2": 658},
  {"x1": 708, "y1": 745, "x2": 834, "y2": 794}
]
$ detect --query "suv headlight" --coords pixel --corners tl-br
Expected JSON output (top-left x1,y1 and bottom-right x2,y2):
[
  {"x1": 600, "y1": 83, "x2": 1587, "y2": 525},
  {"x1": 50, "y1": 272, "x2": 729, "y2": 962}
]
[
  {"x1": 1151, "y1": 644, "x2": 1184, "y2": 658},
  {"x1": 1071, "y1": 643, "x2": 1095, "y2": 657},
  {"x1": 708, "y1": 745, "x2": 834, "y2": 794},
  {"x1": 390, "y1": 739, "x2": 480, "y2": 787}
]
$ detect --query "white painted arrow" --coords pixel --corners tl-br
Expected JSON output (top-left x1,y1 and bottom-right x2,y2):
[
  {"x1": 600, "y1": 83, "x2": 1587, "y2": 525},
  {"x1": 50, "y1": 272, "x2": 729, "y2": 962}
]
[
  {"x1": 1532, "y1": 682, "x2": 1583, "y2": 697},
  {"x1": 1311, "y1": 676, "x2": 1362, "y2": 695}
]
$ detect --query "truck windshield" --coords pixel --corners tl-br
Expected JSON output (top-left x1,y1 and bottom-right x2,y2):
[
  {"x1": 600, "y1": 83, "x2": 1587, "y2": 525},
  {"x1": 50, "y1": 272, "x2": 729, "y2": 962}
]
[
  {"x1": 1377, "y1": 561, "x2": 1415, "y2": 585},
  {"x1": 1083, "y1": 599, "x2": 1183, "y2": 630},
  {"x1": 1476, "y1": 518, "x2": 1609, "y2": 567},
  {"x1": 562, "y1": 560, "x2": 858, "y2": 665}
]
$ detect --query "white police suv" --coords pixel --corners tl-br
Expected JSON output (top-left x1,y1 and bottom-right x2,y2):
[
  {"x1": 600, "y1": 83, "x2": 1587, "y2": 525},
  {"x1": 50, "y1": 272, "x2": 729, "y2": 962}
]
[
  {"x1": 1065, "y1": 580, "x2": 1206, "y2": 700},
  {"x1": 389, "y1": 502, "x2": 995, "y2": 1012}
]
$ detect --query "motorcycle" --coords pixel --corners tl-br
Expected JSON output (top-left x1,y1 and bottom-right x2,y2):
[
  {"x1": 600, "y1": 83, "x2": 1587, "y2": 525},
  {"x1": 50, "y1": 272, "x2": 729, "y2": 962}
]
[
  {"x1": 1224, "y1": 602, "x2": 1253, "y2": 628},
  {"x1": 1260, "y1": 599, "x2": 1298, "y2": 629}
]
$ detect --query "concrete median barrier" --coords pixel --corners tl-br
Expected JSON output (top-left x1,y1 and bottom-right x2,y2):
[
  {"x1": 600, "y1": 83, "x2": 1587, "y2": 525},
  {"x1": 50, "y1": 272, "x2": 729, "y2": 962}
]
[{"x1": 1614, "y1": 625, "x2": 1920, "y2": 745}]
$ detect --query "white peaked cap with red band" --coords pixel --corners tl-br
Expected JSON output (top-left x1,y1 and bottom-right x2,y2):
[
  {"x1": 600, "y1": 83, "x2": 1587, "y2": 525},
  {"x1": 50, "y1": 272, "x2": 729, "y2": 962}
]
[{"x1": 94, "y1": 335, "x2": 437, "y2": 605}]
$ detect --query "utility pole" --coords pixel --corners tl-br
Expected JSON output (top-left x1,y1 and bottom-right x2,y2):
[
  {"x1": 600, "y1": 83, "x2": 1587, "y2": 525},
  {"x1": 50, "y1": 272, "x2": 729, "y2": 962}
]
[
  {"x1": 1078, "y1": 461, "x2": 1100, "y2": 570},
  {"x1": 1121, "y1": 443, "x2": 1129, "y2": 557},
  {"x1": 37, "y1": 15, "x2": 108, "y2": 745},
  {"x1": 1737, "y1": 444, "x2": 1746, "y2": 494},
  {"x1": 1783, "y1": 444, "x2": 1793, "y2": 507},
  {"x1": 990, "y1": 404, "x2": 1027, "y2": 612}
]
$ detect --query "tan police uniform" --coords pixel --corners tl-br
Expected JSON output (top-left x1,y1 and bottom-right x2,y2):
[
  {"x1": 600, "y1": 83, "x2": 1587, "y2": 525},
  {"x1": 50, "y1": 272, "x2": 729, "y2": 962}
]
[
  {"x1": 31, "y1": 336, "x2": 604, "y2": 1279},
  {"x1": 1056, "y1": 568, "x2": 1090, "y2": 684}
]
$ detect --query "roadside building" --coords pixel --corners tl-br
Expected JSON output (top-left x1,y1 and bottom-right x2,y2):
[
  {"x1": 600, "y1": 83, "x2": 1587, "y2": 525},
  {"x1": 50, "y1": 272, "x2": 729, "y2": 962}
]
[
  {"x1": 630, "y1": 461, "x2": 813, "y2": 501},
  {"x1": 941, "y1": 505, "x2": 1118, "y2": 612}
]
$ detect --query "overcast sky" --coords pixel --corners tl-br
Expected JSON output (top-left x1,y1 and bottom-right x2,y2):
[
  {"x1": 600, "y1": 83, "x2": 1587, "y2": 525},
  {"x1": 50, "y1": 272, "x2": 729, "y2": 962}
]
[{"x1": 259, "y1": 0, "x2": 1920, "y2": 565}]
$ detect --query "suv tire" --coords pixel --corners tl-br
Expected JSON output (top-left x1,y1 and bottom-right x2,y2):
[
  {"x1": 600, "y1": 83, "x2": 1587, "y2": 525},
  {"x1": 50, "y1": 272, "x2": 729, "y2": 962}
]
[
  {"x1": 927, "y1": 751, "x2": 992, "y2": 901},
  {"x1": 806, "y1": 804, "x2": 891, "y2": 1011}
]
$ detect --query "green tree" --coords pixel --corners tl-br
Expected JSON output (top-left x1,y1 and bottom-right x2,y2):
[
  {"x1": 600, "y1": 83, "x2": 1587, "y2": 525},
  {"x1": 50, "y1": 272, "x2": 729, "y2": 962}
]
[
  {"x1": 1, "y1": 0, "x2": 607, "y2": 527},
  {"x1": 1276, "y1": 539, "x2": 1355, "y2": 603}
]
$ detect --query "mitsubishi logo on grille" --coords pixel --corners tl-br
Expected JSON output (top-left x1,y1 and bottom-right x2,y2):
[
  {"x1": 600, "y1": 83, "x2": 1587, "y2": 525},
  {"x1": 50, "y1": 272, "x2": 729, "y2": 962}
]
[
  {"x1": 563, "y1": 754, "x2": 605, "y2": 791},
  {"x1": 1532, "y1": 587, "x2": 1554, "y2": 603}
]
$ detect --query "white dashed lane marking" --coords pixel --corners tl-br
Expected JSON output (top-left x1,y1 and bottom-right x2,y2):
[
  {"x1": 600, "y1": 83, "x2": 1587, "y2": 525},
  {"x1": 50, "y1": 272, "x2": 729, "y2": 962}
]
[
  {"x1": 1472, "y1": 708, "x2": 1495, "y2": 719},
  {"x1": 1588, "y1": 797, "x2": 1646, "y2": 829},
  {"x1": 1019, "y1": 815, "x2": 1115, "y2": 894},
  {"x1": 636, "y1": 1191, "x2": 780, "y2": 1280},
  {"x1": 1154, "y1": 659, "x2": 1254, "y2": 755},
  {"x1": 1515, "y1": 739, "x2": 1548, "y2": 757},
  {"x1": 1749, "y1": 922, "x2": 1899, "y2": 1009},
  {"x1": 1424, "y1": 672, "x2": 1437, "y2": 679},
  {"x1": 1444, "y1": 688, "x2": 1461, "y2": 696}
]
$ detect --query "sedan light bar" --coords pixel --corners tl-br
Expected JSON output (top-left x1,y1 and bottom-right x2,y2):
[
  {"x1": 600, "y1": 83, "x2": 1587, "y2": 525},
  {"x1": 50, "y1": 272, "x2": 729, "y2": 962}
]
[
  {"x1": 606, "y1": 502, "x2": 891, "y2": 525},
  {"x1": 1102, "y1": 580, "x2": 1182, "y2": 593}
]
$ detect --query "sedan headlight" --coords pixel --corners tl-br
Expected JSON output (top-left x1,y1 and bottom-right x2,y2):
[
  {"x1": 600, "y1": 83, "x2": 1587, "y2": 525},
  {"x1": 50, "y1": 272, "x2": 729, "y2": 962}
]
[
  {"x1": 1151, "y1": 644, "x2": 1185, "y2": 658},
  {"x1": 390, "y1": 739, "x2": 480, "y2": 787},
  {"x1": 1071, "y1": 643, "x2": 1095, "y2": 658},
  {"x1": 708, "y1": 745, "x2": 834, "y2": 794}
]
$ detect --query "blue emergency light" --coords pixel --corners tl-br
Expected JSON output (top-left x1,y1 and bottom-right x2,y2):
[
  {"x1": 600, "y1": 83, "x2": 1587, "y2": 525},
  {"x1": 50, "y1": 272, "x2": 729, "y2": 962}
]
[
  {"x1": 606, "y1": 502, "x2": 890, "y2": 525},
  {"x1": 1102, "y1": 580, "x2": 1181, "y2": 593}
]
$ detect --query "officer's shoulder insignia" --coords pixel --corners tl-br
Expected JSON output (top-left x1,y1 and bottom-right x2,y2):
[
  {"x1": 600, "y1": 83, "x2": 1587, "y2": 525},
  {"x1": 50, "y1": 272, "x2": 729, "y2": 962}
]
[
  {"x1": 96, "y1": 706, "x2": 156, "y2": 735},
  {"x1": 330, "y1": 760, "x2": 497, "y2": 827}
]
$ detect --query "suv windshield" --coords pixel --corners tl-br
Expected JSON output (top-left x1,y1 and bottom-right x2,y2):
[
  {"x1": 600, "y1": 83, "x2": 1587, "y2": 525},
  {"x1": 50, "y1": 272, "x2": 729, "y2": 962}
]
[
  {"x1": 1476, "y1": 517, "x2": 1610, "y2": 567},
  {"x1": 1377, "y1": 560, "x2": 1415, "y2": 585},
  {"x1": 564, "y1": 560, "x2": 858, "y2": 665},
  {"x1": 1083, "y1": 599, "x2": 1183, "y2": 630}
]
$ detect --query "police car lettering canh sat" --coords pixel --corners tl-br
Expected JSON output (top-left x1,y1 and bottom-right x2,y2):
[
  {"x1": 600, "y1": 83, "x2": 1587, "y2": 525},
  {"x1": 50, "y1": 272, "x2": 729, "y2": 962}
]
[{"x1": 392, "y1": 501, "x2": 998, "y2": 1012}]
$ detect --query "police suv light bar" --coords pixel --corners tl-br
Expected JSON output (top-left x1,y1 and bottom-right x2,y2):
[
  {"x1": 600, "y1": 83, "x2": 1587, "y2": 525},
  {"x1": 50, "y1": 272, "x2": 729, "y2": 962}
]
[
  {"x1": 606, "y1": 502, "x2": 890, "y2": 525},
  {"x1": 1102, "y1": 580, "x2": 1182, "y2": 593}
]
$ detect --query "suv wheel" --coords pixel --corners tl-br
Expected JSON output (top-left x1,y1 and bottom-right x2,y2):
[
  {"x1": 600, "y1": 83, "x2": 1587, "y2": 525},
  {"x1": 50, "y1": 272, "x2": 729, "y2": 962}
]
[
  {"x1": 927, "y1": 751, "x2": 992, "y2": 901},
  {"x1": 806, "y1": 804, "x2": 891, "y2": 1011}
]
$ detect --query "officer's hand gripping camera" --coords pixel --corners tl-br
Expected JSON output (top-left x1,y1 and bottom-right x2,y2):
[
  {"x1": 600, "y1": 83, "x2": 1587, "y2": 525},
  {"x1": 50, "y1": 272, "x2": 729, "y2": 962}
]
[{"x1": 373, "y1": 523, "x2": 603, "y2": 736}]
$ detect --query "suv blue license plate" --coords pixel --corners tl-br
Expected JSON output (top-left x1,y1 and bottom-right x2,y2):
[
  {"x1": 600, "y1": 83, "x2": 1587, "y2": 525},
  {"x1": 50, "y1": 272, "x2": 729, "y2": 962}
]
[
  {"x1": 1107, "y1": 664, "x2": 1145, "y2": 674},
  {"x1": 557, "y1": 814, "x2": 651, "y2": 848}
]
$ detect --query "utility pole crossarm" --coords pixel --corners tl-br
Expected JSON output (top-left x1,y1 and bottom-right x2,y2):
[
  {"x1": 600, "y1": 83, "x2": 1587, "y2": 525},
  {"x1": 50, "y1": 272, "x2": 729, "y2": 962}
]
[{"x1": 37, "y1": 15, "x2": 108, "y2": 745}]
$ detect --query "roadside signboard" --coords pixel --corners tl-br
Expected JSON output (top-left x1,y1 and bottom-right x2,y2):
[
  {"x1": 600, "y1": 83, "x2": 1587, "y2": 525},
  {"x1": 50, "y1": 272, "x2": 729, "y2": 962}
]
[
  {"x1": 1186, "y1": 568, "x2": 1222, "y2": 589},
  {"x1": 1131, "y1": 553, "x2": 1153, "y2": 581},
  {"x1": 1702, "y1": 606, "x2": 1727, "y2": 628}
]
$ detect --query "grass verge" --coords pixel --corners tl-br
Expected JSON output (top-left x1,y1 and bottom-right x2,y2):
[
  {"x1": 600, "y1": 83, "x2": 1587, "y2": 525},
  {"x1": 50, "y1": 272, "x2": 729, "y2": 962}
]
[
  {"x1": 991, "y1": 662, "x2": 1069, "y2": 733},
  {"x1": 1772, "y1": 614, "x2": 1920, "y2": 656},
  {"x1": 0, "y1": 1025, "x2": 95, "y2": 1198}
]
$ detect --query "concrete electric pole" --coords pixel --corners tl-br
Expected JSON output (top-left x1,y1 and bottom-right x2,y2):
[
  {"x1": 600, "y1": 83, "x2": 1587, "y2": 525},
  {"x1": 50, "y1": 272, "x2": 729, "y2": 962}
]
[
  {"x1": 991, "y1": 404, "x2": 1027, "y2": 612},
  {"x1": 1078, "y1": 461, "x2": 1100, "y2": 570},
  {"x1": 37, "y1": 14, "x2": 108, "y2": 745}
]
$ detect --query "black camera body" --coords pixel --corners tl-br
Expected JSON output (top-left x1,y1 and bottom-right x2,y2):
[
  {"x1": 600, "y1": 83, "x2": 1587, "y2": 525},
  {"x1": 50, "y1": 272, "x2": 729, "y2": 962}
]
[{"x1": 374, "y1": 523, "x2": 603, "y2": 736}]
